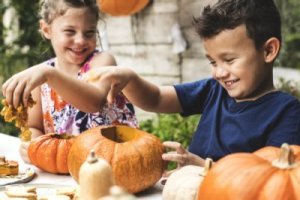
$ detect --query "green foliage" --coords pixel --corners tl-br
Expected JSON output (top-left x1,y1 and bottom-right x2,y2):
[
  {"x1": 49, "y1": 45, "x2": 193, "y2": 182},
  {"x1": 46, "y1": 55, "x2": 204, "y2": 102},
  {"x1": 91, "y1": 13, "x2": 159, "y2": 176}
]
[
  {"x1": 0, "y1": 0, "x2": 53, "y2": 81},
  {"x1": 140, "y1": 114, "x2": 200, "y2": 170},
  {"x1": 140, "y1": 114, "x2": 200, "y2": 148},
  {"x1": 276, "y1": 78, "x2": 300, "y2": 99},
  {"x1": 275, "y1": 0, "x2": 300, "y2": 69}
]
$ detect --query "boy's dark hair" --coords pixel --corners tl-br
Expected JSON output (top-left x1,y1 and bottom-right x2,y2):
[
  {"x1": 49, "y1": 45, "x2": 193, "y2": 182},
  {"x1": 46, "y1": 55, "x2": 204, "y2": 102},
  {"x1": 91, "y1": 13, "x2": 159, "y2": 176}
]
[{"x1": 194, "y1": 0, "x2": 281, "y2": 49}]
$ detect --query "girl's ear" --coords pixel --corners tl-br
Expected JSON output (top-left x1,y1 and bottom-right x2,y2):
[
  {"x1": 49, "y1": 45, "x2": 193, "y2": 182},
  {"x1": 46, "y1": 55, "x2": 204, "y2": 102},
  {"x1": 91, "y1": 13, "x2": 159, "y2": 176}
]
[
  {"x1": 39, "y1": 20, "x2": 51, "y2": 39},
  {"x1": 263, "y1": 37, "x2": 280, "y2": 63}
]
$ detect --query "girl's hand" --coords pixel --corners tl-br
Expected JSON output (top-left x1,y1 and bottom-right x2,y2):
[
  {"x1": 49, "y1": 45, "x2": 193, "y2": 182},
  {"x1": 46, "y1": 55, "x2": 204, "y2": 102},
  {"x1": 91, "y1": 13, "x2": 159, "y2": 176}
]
[
  {"x1": 19, "y1": 141, "x2": 30, "y2": 164},
  {"x1": 162, "y1": 141, "x2": 205, "y2": 177},
  {"x1": 2, "y1": 65, "x2": 50, "y2": 108}
]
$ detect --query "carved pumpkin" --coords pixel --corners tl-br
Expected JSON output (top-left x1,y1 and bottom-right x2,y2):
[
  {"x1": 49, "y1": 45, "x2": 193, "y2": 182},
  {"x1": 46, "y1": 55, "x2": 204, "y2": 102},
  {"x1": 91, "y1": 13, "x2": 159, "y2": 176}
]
[
  {"x1": 199, "y1": 143, "x2": 300, "y2": 200},
  {"x1": 162, "y1": 158, "x2": 213, "y2": 200},
  {"x1": 97, "y1": 0, "x2": 150, "y2": 16},
  {"x1": 68, "y1": 125, "x2": 165, "y2": 193},
  {"x1": 28, "y1": 133, "x2": 75, "y2": 174}
]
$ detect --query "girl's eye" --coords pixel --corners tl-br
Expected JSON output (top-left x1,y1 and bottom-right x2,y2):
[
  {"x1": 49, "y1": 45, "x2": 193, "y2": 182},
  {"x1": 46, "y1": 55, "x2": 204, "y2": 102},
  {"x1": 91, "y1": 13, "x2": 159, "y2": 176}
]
[{"x1": 85, "y1": 31, "x2": 97, "y2": 38}]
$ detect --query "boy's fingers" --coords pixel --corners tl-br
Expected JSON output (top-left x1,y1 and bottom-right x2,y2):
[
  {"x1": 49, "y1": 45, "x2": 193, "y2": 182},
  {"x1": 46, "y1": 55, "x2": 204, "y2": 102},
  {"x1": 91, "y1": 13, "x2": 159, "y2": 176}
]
[{"x1": 163, "y1": 141, "x2": 186, "y2": 154}]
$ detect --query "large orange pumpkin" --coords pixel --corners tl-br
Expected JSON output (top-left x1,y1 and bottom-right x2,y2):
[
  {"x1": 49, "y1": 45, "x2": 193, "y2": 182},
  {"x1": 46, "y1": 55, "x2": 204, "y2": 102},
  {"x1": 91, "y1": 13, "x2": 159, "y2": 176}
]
[
  {"x1": 97, "y1": 0, "x2": 150, "y2": 16},
  {"x1": 68, "y1": 125, "x2": 165, "y2": 193},
  {"x1": 198, "y1": 143, "x2": 300, "y2": 200},
  {"x1": 28, "y1": 133, "x2": 75, "y2": 174}
]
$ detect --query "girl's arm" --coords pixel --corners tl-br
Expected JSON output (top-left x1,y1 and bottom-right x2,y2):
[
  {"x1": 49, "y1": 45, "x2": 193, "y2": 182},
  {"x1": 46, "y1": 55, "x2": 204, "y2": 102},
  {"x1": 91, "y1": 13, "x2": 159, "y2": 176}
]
[{"x1": 2, "y1": 52, "x2": 116, "y2": 113}]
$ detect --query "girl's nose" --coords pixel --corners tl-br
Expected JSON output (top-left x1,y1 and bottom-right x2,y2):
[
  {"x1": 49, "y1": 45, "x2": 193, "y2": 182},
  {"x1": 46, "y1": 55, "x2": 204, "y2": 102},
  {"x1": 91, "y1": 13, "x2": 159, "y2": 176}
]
[{"x1": 74, "y1": 34, "x2": 85, "y2": 44}]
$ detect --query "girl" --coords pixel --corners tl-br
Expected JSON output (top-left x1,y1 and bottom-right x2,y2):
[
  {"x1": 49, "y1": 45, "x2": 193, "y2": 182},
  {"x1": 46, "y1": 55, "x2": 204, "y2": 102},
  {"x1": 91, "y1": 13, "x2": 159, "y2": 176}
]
[{"x1": 2, "y1": 0, "x2": 138, "y2": 162}]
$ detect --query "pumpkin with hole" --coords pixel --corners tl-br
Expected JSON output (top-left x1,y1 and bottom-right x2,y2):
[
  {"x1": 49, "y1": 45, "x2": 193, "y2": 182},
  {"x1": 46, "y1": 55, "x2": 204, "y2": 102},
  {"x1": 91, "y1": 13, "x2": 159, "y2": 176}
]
[
  {"x1": 97, "y1": 0, "x2": 150, "y2": 16},
  {"x1": 162, "y1": 158, "x2": 213, "y2": 200},
  {"x1": 68, "y1": 125, "x2": 165, "y2": 193},
  {"x1": 28, "y1": 133, "x2": 75, "y2": 174},
  {"x1": 198, "y1": 143, "x2": 300, "y2": 200}
]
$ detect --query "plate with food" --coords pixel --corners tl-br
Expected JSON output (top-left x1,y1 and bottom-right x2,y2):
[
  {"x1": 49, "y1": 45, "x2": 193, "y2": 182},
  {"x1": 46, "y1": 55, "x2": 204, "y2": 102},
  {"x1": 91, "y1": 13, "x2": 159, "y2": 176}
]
[
  {"x1": 0, "y1": 156, "x2": 35, "y2": 186},
  {"x1": 0, "y1": 184, "x2": 78, "y2": 199}
]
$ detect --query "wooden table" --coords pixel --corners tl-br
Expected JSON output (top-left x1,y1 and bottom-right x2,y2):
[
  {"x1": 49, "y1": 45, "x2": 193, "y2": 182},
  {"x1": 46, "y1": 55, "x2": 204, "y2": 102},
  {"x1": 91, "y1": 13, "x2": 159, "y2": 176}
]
[{"x1": 0, "y1": 133, "x2": 163, "y2": 199}]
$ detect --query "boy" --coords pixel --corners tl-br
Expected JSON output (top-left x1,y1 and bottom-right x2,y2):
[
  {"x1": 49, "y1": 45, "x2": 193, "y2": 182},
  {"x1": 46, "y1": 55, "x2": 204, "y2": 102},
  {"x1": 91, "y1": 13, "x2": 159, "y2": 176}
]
[{"x1": 86, "y1": 0, "x2": 300, "y2": 166}]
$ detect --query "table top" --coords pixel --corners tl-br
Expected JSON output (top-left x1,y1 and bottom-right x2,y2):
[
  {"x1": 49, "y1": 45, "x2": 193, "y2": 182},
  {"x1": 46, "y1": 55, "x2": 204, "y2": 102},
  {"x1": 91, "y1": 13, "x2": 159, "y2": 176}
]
[{"x1": 0, "y1": 133, "x2": 163, "y2": 199}]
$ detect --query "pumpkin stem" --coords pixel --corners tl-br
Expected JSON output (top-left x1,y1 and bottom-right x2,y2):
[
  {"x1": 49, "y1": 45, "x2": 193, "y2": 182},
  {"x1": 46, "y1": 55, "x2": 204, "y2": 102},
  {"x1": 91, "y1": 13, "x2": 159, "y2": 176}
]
[
  {"x1": 272, "y1": 143, "x2": 297, "y2": 169},
  {"x1": 87, "y1": 149, "x2": 98, "y2": 164},
  {"x1": 202, "y1": 158, "x2": 213, "y2": 176}
]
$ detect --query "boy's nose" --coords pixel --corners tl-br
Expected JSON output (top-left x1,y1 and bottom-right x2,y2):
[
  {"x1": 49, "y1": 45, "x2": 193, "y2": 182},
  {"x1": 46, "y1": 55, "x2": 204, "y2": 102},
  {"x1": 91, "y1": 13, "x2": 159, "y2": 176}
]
[{"x1": 215, "y1": 66, "x2": 229, "y2": 78}]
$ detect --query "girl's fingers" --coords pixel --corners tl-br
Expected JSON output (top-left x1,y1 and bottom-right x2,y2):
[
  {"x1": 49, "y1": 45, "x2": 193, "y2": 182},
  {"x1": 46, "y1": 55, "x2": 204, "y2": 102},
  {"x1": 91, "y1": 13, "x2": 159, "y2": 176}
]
[
  {"x1": 3, "y1": 79, "x2": 19, "y2": 106},
  {"x1": 13, "y1": 81, "x2": 26, "y2": 108},
  {"x1": 22, "y1": 85, "x2": 33, "y2": 107}
]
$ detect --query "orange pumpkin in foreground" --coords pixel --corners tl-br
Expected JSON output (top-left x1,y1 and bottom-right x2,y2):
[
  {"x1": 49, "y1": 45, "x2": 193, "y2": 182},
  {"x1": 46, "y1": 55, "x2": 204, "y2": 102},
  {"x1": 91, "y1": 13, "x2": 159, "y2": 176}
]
[
  {"x1": 28, "y1": 133, "x2": 75, "y2": 174},
  {"x1": 97, "y1": 0, "x2": 150, "y2": 16},
  {"x1": 199, "y1": 143, "x2": 300, "y2": 200},
  {"x1": 68, "y1": 125, "x2": 165, "y2": 193}
]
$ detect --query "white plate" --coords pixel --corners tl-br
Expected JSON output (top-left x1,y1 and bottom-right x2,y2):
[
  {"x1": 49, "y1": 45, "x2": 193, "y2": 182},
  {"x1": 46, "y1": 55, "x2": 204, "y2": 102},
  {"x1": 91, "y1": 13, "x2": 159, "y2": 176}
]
[{"x1": 0, "y1": 164, "x2": 35, "y2": 186}]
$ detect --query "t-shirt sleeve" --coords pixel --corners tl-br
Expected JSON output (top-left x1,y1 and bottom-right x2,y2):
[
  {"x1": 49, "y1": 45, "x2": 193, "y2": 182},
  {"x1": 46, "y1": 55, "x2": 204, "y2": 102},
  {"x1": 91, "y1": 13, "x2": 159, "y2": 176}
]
[
  {"x1": 174, "y1": 78, "x2": 217, "y2": 116},
  {"x1": 266, "y1": 99, "x2": 300, "y2": 146}
]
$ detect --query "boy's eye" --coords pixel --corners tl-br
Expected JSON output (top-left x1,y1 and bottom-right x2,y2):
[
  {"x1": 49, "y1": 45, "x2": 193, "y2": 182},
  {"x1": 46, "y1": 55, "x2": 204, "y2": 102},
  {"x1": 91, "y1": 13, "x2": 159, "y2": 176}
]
[
  {"x1": 225, "y1": 58, "x2": 234, "y2": 64},
  {"x1": 64, "y1": 30, "x2": 75, "y2": 35},
  {"x1": 209, "y1": 60, "x2": 217, "y2": 67}
]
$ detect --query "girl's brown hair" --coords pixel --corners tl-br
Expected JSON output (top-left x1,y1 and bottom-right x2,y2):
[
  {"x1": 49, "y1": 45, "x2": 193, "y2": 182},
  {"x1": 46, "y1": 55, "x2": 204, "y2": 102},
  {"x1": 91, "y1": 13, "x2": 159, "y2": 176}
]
[{"x1": 39, "y1": 0, "x2": 100, "y2": 24}]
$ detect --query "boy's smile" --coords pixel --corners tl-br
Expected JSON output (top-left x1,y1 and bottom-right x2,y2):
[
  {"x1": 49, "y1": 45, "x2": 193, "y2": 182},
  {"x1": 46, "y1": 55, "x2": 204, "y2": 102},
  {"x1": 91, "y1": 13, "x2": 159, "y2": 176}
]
[{"x1": 203, "y1": 25, "x2": 274, "y2": 102}]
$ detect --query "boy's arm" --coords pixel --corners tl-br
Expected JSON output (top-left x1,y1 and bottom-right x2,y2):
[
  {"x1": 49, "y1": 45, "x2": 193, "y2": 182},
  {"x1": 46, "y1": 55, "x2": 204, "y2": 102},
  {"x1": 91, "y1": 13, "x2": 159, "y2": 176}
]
[
  {"x1": 87, "y1": 67, "x2": 183, "y2": 113},
  {"x1": 123, "y1": 72, "x2": 182, "y2": 113}
]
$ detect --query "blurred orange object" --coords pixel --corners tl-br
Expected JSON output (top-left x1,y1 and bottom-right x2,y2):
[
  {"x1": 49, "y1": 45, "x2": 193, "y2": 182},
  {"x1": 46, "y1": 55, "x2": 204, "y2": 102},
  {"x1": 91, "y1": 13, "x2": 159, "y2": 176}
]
[{"x1": 97, "y1": 0, "x2": 150, "y2": 16}]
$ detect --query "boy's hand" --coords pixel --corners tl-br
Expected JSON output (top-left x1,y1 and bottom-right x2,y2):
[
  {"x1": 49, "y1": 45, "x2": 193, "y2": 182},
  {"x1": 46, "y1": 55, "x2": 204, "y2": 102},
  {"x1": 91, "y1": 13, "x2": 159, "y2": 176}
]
[
  {"x1": 84, "y1": 67, "x2": 133, "y2": 104},
  {"x1": 162, "y1": 141, "x2": 205, "y2": 176},
  {"x1": 2, "y1": 65, "x2": 49, "y2": 108}
]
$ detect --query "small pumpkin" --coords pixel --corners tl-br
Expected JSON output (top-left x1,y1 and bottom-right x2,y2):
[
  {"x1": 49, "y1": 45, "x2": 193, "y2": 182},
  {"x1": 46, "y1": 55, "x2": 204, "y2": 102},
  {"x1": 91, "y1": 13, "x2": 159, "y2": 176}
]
[
  {"x1": 162, "y1": 158, "x2": 213, "y2": 200},
  {"x1": 28, "y1": 133, "x2": 75, "y2": 174},
  {"x1": 68, "y1": 125, "x2": 165, "y2": 193},
  {"x1": 97, "y1": 0, "x2": 150, "y2": 16},
  {"x1": 79, "y1": 150, "x2": 114, "y2": 200},
  {"x1": 199, "y1": 143, "x2": 300, "y2": 200}
]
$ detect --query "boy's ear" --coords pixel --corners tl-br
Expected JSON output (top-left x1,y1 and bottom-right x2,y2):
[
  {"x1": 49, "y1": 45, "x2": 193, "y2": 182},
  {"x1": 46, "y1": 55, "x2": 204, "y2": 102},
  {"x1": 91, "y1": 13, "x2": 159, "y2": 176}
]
[
  {"x1": 263, "y1": 37, "x2": 280, "y2": 63},
  {"x1": 39, "y1": 20, "x2": 51, "y2": 39}
]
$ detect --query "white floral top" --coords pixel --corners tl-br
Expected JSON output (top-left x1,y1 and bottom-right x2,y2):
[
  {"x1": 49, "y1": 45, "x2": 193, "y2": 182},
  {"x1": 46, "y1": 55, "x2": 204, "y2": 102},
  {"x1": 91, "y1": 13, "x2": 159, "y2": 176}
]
[{"x1": 41, "y1": 52, "x2": 138, "y2": 135}]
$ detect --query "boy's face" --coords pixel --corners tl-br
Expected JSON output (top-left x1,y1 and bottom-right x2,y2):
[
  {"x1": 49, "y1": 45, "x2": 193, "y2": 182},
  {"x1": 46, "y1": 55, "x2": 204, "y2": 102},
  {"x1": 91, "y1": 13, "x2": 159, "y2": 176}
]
[{"x1": 203, "y1": 25, "x2": 274, "y2": 102}]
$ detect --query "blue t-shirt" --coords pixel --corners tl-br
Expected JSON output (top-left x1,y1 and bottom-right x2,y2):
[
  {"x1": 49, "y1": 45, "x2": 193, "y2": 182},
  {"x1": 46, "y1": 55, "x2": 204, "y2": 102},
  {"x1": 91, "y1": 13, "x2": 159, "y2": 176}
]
[{"x1": 174, "y1": 78, "x2": 300, "y2": 161}]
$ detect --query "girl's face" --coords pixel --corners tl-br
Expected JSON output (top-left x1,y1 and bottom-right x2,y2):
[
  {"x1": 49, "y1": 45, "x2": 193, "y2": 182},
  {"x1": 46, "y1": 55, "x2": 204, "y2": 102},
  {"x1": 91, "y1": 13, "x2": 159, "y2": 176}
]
[
  {"x1": 41, "y1": 7, "x2": 98, "y2": 68},
  {"x1": 203, "y1": 25, "x2": 274, "y2": 102}
]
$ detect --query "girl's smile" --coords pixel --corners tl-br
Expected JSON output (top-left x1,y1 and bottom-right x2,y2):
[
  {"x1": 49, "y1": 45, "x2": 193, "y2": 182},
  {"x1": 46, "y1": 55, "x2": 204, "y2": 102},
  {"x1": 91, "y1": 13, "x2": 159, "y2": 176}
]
[{"x1": 40, "y1": 7, "x2": 98, "y2": 70}]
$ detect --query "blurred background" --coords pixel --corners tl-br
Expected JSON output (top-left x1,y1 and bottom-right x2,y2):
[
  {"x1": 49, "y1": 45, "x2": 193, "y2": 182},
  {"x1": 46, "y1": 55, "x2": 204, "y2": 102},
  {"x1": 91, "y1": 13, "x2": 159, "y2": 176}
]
[{"x1": 1, "y1": 0, "x2": 299, "y2": 143}]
